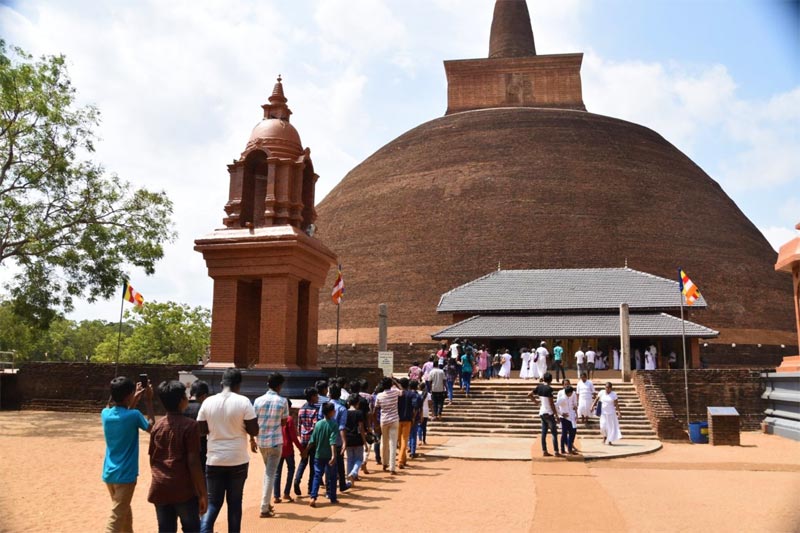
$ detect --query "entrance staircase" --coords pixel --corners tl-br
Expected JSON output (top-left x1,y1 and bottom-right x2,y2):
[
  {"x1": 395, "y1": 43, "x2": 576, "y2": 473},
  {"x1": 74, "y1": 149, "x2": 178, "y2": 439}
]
[{"x1": 427, "y1": 379, "x2": 657, "y2": 439}]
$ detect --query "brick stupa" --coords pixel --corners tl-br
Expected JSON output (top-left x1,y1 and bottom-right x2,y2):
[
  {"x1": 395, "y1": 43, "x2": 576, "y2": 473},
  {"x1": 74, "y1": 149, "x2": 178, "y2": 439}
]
[
  {"x1": 195, "y1": 77, "x2": 336, "y2": 396},
  {"x1": 314, "y1": 0, "x2": 797, "y2": 366}
]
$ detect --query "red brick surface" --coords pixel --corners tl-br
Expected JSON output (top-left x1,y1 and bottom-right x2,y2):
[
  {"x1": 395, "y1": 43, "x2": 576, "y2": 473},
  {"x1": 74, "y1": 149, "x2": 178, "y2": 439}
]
[
  {"x1": 315, "y1": 108, "x2": 794, "y2": 347},
  {"x1": 633, "y1": 369, "x2": 767, "y2": 441}
]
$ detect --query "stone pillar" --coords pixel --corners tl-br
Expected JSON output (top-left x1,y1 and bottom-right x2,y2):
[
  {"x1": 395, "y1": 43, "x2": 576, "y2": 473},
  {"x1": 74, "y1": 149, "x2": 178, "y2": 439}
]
[
  {"x1": 208, "y1": 279, "x2": 238, "y2": 366},
  {"x1": 259, "y1": 275, "x2": 299, "y2": 368},
  {"x1": 378, "y1": 303, "x2": 388, "y2": 351},
  {"x1": 620, "y1": 303, "x2": 631, "y2": 382}
]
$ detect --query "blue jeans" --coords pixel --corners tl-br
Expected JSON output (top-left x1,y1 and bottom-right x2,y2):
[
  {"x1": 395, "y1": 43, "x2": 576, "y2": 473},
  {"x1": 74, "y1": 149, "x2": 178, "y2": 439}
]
[
  {"x1": 201, "y1": 463, "x2": 248, "y2": 533},
  {"x1": 294, "y1": 443, "x2": 314, "y2": 493},
  {"x1": 408, "y1": 422, "x2": 419, "y2": 454},
  {"x1": 540, "y1": 414, "x2": 559, "y2": 453},
  {"x1": 274, "y1": 454, "x2": 296, "y2": 498},
  {"x1": 155, "y1": 497, "x2": 200, "y2": 533},
  {"x1": 461, "y1": 371, "x2": 472, "y2": 394},
  {"x1": 418, "y1": 418, "x2": 428, "y2": 443},
  {"x1": 310, "y1": 457, "x2": 337, "y2": 502},
  {"x1": 445, "y1": 378, "x2": 454, "y2": 401},
  {"x1": 346, "y1": 445, "x2": 364, "y2": 478},
  {"x1": 560, "y1": 417, "x2": 577, "y2": 453}
]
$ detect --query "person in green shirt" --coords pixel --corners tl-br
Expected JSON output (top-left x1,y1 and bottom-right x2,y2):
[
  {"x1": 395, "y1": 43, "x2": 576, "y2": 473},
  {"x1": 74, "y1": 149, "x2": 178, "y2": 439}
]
[
  {"x1": 553, "y1": 340, "x2": 566, "y2": 381},
  {"x1": 303, "y1": 402, "x2": 339, "y2": 507}
]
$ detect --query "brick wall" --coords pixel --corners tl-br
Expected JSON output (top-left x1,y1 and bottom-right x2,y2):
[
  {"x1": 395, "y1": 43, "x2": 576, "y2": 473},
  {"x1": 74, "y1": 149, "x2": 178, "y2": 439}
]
[
  {"x1": 631, "y1": 372, "x2": 687, "y2": 441},
  {"x1": 10, "y1": 362, "x2": 200, "y2": 413},
  {"x1": 318, "y1": 343, "x2": 439, "y2": 373},
  {"x1": 700, "y1": 344, "x2": 794, "y2": 368},
  {"x1": 633, "y1": 369, "x2": 767, "y2": 440}
]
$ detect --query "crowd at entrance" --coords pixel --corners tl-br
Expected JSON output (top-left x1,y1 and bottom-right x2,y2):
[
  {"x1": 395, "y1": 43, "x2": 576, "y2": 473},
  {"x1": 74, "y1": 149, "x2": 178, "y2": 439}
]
[{"x1": 100, "y1": 369, "x2": 436, "y2": 533}]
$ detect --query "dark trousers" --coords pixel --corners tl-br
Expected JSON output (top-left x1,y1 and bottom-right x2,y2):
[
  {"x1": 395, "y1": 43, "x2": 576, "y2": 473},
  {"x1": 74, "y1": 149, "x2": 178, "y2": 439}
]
[
  {"x1": 155, "y1": 496, "x2": 200, "y2": 533},
  {"x1": 461, "y1": 371, "x2": 472, "y2": 394},
  {"x1": 373, "y1": 437, "x2": 381, "y2": 463},
  {"x1": 334, "y1": 445, "x2": 348, "y2": 490},
  {"x1": 294, "y1": 443, "x2": 314, "y2": 493},
  {"x1": 274, "y1": 454, "x2": 296, "y2": 497},
  {"x1": 201, "y1": 463, "x2": 248, "y2": 533},
  {"x1": 560, "y1": 417, "x2": 577, "y2": 453},
  {"x1": 554, "y1": 360, "x2": 566, "y2": 381},
  {"x1": 432, "y1": 392, "x2": 445, "y2": 416},
  {"x1": 540, "y1": 414, "x2": 559, "y2": 453},
  {"x1": 310, "y1": 457, "x2": 337, "y2": 502}
]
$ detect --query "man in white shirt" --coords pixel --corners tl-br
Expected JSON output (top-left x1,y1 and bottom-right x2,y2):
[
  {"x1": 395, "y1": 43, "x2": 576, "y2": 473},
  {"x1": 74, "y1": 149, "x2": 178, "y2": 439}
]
[
  {"x1": 575, "y1": 348, "x2": 586, "y2": 379},
  {"x1": 449, "y1": 340, "x2": 460, "y2": 359},
  {"x1": 585, "y1": 346, "x2": 597, "y2": 379},
  {"x1": 556, "y1": 386, "x2": 578, "y2": 455},
  {"x1": 198, "y1": 368, "x2": 258, "y2": 533}
]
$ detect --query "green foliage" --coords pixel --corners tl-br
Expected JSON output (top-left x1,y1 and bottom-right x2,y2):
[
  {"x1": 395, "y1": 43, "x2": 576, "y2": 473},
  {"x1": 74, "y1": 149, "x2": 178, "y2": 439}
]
[
  {"x1": 0, "y1": 299, "x2": 208, "y2": 364},
  {"x1": 94, "y1": 301, "x2": 210, "y2": 365},
  {"x1": 0, "y1": 41, "x2": 175, "y2": 326}
]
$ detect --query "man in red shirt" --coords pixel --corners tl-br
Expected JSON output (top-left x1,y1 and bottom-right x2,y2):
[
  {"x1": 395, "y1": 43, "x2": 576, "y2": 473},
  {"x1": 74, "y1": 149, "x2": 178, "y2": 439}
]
[{"x1": 148, "y1": 380, "x2": 208, "y2": 532}]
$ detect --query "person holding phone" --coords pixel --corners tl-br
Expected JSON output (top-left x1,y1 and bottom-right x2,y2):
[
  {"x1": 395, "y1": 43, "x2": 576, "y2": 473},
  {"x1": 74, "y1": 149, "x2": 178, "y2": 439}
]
[{"x1": 101, "y1": 375, "x2": 155, "y2": 533}]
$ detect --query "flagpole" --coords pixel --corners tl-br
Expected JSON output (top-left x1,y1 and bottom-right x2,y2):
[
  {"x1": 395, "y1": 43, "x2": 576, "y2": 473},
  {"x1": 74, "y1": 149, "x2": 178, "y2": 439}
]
[
  {"x1": 679, "y1": 284, "x2": 690, "y2": 432},
  {"x1": 114, "y1": 286, "x2": 125, "y2": 377},
  {"x1": 335, "y1": 302, "x2": 340, "y2": 379}
]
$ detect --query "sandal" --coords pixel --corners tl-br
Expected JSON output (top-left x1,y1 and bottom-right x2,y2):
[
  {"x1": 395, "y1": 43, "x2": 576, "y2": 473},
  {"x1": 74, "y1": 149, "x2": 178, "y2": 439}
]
[{"x1": 259, "y1": 507, "x2": 276, "y2": 518}]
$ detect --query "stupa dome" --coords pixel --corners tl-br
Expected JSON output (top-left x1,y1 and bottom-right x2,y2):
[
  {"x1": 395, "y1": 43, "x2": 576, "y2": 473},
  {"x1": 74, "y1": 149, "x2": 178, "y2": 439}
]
[
  {"x1": 248, "y1": 118, "x2": 302, "y2": 149},
  {"x1": 315, "y1": 0, "x2": 796, "y2": 351}
]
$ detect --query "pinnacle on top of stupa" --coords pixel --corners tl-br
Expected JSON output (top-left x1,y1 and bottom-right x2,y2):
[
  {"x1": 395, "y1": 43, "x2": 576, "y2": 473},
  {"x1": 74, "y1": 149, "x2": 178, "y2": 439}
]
[{"x1": 489, "y1": 0, "x2": 536, "y2": 58}]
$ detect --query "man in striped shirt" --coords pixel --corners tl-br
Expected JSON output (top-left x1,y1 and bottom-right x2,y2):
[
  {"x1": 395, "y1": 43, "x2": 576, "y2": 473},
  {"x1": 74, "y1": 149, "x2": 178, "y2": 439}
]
[
  {"x1": 293, "y1": 387, "x2": 320, "y2": 496},
  {"x1": 374, "y1": 377, "x2": 402, "y2": 475}
]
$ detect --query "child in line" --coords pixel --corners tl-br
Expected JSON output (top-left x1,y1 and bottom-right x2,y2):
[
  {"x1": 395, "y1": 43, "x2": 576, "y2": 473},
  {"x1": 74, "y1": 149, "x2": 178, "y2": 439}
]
[{"x1": 303, "y1": 402, "x2": 339, "y2": 507}]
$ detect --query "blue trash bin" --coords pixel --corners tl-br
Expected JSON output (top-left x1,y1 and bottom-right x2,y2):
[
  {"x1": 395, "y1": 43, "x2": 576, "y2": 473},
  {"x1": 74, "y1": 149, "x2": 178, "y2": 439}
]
[{"x1": 689, "y1": 421, "x2": 709, "y2": 443}]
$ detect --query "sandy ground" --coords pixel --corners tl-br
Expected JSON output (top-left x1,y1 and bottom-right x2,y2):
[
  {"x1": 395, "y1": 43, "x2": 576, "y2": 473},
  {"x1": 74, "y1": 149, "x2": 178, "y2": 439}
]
[{"x1": 1, "y1": 411, "x2": 798, "y2": 533}]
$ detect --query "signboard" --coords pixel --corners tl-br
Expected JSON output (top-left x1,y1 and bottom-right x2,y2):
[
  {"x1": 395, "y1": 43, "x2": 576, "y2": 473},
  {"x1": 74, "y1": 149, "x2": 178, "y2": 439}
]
[{"x1": 378, "y1": 351, "x2": 394, "y2": 377}]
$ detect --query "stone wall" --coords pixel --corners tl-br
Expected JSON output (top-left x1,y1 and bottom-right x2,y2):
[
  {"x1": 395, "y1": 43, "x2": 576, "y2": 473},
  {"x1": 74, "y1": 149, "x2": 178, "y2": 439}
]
[
  {"x1": 9, "y1": 362, "x2": 200, "y2": 413},
  {"x1": 633, "y1": 369, "x2": 768, "y2": 440},
  {"x1": 318, "y1": 343, "x2": 439, "y2": 373}
]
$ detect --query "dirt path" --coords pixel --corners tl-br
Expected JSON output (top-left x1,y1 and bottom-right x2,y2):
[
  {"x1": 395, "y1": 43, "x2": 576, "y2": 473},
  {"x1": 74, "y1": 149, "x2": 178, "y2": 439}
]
[{"x1": 1, "y1": 411, "x2": 798, "y2": 532}]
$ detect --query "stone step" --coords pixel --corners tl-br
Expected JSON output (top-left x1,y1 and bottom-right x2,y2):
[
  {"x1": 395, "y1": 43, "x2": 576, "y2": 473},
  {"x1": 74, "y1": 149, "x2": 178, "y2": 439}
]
[{"x1": 429, "y1": 428, "x2": 657, "y2": 437}]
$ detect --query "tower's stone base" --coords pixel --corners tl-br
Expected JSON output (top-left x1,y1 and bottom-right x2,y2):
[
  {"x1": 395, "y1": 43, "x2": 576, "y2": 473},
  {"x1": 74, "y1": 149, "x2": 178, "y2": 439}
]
[{"x1": 193, "y1": 367, "x2": 327, "y2": 400}]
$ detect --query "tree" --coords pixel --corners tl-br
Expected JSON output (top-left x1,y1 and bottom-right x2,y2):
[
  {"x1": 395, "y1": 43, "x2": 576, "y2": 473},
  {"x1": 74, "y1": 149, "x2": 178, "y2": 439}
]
[
  {"x1": 94, "y1": 301, "x2": 210, "y2": 364},
  {"x1": 0, "y1": 41, "x2": 175, "y2": 326}
]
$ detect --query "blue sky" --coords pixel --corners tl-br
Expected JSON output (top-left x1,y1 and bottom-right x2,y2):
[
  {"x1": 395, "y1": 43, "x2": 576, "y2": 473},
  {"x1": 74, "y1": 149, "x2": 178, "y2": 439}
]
[{"x1": 0, "y1": 0, "x2": 798, "y2": 321}]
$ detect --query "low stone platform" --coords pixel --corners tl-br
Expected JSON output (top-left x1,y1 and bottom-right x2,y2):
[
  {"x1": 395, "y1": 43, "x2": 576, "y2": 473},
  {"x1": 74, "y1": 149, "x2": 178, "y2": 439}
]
[{"x1": 424, "y1": 436, "x2": 661, "y2": 461}]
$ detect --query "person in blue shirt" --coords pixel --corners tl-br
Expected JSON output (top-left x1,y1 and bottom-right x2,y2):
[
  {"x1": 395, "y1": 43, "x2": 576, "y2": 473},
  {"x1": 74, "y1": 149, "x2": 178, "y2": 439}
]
[{"x1": 101, "y1": 376, "x2": 154, "y2": 533}]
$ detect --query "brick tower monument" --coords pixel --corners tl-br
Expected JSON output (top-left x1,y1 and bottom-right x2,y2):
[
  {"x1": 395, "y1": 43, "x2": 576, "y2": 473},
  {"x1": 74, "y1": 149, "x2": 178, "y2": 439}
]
[{"x1": 194, "y1": 77, "x2": 337, "y2": 397}]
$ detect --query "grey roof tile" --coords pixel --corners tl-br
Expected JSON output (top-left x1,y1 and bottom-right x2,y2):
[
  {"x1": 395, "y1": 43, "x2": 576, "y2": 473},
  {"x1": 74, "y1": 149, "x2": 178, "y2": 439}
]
[
  {"x1": 436, "y1": 268, "x2": 707, "y2": 313},
  {"x1": 431, "y1": 312, "x2": 719, "y2": 339}
]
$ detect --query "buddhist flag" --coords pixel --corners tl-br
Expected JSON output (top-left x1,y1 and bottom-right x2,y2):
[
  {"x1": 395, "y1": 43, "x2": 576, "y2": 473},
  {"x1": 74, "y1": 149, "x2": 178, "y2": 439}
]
[
  {"x1": 331, "y1": 265, "x2": 344, "y2": 305},
  {"x1": 122, "y1": 280, "x2": 144, "y2": 307},
  {"x1": 678, "y1": 269, "x2": 701, "y2": 306}
]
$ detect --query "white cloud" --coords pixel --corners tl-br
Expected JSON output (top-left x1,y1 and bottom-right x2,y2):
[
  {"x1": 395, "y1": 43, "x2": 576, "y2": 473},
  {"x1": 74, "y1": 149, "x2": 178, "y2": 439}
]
[
  {"x1": 1, "y1": 0, "x2": 797, "y2": 322},
  {"x1": 761, "y1": 225, "x2": 800, "y2": 252}
]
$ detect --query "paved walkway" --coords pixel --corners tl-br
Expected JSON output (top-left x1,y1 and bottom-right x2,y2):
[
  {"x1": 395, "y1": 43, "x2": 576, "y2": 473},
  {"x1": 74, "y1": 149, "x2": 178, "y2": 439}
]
[{"x1": 425, "y1": 436, "x2": 661, "y2": 461}]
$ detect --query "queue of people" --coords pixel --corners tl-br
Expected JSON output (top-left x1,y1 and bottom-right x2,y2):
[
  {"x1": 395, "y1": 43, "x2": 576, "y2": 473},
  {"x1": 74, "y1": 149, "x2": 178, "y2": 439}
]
[{"x1": 101, "y1": 369, "x2": 434, "y2": 533}]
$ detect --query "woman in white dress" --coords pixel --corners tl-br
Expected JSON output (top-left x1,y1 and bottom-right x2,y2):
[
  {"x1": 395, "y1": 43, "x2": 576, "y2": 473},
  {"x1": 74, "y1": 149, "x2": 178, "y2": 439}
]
[
  {"x1": 498, "y1": 349, "x2": 512, "y2": 379},
  {"x1": 519, "y1": 348, "x2": 531, "y2": 379},
  {"x1": 592, "y1": 382, "x2": 622, "y2": 445},
  {"x1": 644, "y1": 350, "x2": 656, "y2": 370},
  {"x1": 612, "y1": 348, "x2": 620, "y2": 370},
  {"x1": 534, "y1": 342, "x2": 548, "y2": 379}
]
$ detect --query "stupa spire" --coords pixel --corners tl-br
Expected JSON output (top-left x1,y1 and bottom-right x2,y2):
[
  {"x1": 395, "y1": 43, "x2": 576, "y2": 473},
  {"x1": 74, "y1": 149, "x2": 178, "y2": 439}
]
[
  {"x1": 262, "y1": 74, "x2": 292, "y2": 121},
  {"x1": 489, "y1": 0, "x2": 536, "y2": 58}
]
